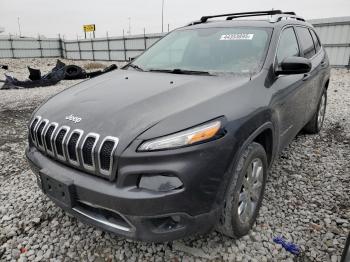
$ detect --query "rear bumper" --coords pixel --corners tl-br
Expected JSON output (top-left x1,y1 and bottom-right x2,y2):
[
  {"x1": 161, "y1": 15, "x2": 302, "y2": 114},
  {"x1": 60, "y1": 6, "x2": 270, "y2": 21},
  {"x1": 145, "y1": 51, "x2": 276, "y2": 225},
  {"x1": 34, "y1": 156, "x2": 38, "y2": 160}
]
[{"x1": 26, "y1": 134, "x2": 234, "y2": 241}]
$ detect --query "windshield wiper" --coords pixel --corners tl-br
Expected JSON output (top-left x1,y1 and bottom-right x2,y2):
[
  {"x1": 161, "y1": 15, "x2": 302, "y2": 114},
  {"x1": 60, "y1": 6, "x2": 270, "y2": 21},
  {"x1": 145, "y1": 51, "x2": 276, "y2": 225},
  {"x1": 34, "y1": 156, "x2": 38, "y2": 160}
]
[
  {"x1": 127, "y1": 64, "x2": 144, "y2": 71},
  {"x1": 149, "y1": 68, "x2": 212, "y2": 75}
]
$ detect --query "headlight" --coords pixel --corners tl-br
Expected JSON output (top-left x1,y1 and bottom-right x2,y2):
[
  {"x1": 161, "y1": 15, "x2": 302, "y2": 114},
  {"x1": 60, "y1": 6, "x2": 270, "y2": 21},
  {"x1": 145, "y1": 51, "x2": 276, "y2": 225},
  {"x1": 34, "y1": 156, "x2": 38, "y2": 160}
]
[{"x1": 138, "y1": 120, "x2": 221, "y2": 151}]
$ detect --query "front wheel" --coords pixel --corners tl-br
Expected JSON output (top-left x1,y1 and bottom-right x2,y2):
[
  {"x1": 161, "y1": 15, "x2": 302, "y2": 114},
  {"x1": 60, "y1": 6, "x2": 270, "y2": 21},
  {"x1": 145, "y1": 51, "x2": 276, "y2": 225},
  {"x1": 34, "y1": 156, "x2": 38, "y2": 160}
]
[
  {"x1": 217, "y1": 142, "x2": 268, "y2": 238},
  {"x1": 304, "y1": 89, "x2": 327, "y2": 134}
]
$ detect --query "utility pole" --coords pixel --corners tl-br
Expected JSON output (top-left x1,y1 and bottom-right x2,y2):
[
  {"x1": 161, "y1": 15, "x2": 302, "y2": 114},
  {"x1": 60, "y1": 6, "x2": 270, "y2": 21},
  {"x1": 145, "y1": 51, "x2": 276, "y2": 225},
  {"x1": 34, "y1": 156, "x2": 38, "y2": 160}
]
[
  {"x1": 17, "y1": 17, "x2": 22, "y2": 37},
  {"x1": 128, "y1": 17, "x2": 131, "y2": 35},
  {"x1": 161, "y1": 0, "x2": 164, "y2": 33}
]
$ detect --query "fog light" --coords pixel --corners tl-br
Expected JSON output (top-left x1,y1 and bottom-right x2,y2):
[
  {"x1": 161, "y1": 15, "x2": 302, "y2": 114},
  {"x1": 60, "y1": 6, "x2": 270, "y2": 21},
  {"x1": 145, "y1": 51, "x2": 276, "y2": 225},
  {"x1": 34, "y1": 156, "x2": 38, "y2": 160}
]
[{"x1": 138, "y1": 175, "x2": 183, "y2": 192}]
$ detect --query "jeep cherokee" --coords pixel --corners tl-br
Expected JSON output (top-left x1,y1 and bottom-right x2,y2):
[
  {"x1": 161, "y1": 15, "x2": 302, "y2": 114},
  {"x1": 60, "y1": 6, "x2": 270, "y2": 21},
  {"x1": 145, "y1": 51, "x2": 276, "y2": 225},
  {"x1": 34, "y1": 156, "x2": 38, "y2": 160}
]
[{"x1": 26, "y1": 10, "x2": 331, "y2": 242}]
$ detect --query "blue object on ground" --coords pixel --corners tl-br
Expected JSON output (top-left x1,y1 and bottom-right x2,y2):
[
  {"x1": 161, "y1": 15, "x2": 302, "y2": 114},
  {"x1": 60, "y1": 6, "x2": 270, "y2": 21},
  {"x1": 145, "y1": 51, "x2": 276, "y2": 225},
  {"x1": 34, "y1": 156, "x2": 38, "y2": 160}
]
[{"x1": 273, "y1": 236, "x2": 301, "y2": 256}]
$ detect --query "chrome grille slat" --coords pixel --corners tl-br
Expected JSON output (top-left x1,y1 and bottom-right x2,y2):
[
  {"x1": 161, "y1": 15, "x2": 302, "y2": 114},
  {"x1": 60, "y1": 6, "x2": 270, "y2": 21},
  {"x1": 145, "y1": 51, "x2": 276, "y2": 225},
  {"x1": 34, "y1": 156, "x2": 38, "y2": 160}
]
[
  {"x1": 81, "y1": 133, "x2": 100, "y2": 171},
  {"x1": 98, "y1": 136, "x2": 119, "y2": 176},
  {"x1": 44, "y1": 122, "x2": 58, "y2": 156},
  {"x1": 54, "y1": 126, "x2": 70, "y2": 161},
  {"x1": 30, "y1": 116, "x2": 42, "y2": 145},
  {"x1": 67, "y1": 129, "x2": 84, "y2": 166},
  {"x1": 36, "y1": 119, "x2": 49, "y2": 151}
]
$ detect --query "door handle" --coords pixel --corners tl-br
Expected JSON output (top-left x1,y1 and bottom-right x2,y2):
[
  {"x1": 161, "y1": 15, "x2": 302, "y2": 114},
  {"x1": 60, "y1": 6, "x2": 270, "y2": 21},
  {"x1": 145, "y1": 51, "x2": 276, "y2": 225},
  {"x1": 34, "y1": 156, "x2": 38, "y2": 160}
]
[
  {"x1": 320, "y1": 61, "x2": 327, "y2": 67},
  {"x1": 302, "y1": 73, "x2": 311, "y2": 81}
]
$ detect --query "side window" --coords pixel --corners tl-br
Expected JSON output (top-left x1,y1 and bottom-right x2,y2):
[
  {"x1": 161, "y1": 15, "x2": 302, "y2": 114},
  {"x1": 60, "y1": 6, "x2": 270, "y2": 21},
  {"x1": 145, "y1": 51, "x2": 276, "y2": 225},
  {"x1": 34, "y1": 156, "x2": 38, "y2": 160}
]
[
  {"x1": 310, "y1": 29, "x2": 321, "y2": 53},
  {"x1": 295, "y1": 27, "x2": 316, "y2": 59},
  {"x1": 276, "y1": 27, "x2": 300, "y2": 64}
]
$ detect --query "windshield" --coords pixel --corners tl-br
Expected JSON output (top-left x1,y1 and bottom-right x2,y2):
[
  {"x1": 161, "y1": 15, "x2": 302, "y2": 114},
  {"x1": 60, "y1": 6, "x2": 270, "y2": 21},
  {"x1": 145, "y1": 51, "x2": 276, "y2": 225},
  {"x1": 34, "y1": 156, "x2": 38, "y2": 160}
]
[{"x1": 130, "y1": 27, "x2": 272, "y2": 74}]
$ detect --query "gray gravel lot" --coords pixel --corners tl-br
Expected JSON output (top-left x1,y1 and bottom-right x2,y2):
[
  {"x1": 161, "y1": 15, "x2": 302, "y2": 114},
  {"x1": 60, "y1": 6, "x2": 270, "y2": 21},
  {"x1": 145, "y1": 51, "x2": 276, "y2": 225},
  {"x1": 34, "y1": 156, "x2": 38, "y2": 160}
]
[{"x1": 0, "y1": 59, "x2": 349, "y2": 261}]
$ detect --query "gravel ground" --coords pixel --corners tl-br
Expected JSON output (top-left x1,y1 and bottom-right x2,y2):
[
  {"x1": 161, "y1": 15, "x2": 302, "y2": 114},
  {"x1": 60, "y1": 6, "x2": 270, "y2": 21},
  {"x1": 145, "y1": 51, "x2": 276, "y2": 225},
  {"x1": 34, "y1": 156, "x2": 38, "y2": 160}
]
[{"x1": 0, "y1": 59, "x2": 349, "y2": 262}]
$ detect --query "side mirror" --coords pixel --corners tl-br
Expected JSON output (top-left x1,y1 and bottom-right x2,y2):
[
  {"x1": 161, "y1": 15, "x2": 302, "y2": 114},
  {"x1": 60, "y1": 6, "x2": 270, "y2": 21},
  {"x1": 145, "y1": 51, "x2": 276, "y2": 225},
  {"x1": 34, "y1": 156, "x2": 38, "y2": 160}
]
[{"x1": 276, "y1": 57, "x2": 311, "y2": 75}]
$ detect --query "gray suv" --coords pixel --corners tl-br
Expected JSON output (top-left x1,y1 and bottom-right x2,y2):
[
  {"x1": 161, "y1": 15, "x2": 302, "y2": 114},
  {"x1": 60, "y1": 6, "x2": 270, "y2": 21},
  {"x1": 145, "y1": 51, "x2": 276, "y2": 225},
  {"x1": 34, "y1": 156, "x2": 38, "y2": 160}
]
[{"x1": 26, "y1": 10, "x2": 330, "y2": 242}]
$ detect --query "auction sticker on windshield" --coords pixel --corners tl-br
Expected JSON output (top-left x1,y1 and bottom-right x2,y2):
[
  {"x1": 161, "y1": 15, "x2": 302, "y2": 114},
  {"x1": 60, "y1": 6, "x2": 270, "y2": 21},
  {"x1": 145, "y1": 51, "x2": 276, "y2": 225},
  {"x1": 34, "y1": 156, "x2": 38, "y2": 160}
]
[{"x1": 220, "y1": 33, "x2": 254, "y2": 40}]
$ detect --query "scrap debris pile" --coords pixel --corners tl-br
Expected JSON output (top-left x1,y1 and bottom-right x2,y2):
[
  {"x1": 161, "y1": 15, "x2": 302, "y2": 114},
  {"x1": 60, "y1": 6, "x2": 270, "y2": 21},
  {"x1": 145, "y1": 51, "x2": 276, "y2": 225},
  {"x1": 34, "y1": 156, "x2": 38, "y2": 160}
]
[{"x1": 0, "y1": 60, "x2": 117, "y2": 90}]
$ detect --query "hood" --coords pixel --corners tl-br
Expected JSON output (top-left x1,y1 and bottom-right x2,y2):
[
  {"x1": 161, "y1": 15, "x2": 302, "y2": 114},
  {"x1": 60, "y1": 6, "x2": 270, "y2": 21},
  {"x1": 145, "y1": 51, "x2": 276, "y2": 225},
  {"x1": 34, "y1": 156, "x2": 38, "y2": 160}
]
[{"x1": 35, "y1": 69, "x2": 249, "y2": 151}]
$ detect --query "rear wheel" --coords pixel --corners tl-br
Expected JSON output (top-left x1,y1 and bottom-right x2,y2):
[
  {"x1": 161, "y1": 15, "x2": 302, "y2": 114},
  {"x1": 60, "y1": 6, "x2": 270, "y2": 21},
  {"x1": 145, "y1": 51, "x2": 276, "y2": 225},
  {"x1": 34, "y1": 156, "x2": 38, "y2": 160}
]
[
  {"x1": 304, "y1": 89, "x2": 327, "y2": 134},
  {"x1": 217, "y1": 142, "x2": 267, "y2": 238}
]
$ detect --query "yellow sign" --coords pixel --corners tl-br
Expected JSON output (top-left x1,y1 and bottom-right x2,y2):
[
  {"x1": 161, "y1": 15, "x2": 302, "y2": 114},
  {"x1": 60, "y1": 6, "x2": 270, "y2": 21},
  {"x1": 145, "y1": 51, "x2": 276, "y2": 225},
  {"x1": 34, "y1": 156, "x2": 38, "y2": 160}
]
[{"x1": 83, "y1": 24, "x2": 95, "y2": 32}]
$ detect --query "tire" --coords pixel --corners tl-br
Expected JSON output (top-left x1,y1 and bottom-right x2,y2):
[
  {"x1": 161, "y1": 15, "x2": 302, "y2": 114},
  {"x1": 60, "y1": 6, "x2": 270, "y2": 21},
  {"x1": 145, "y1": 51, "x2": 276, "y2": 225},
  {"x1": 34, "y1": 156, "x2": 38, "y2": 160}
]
[
  {"x1": 303, "y1": 89, "x2": 327, "y2": 134},
  {"x1": 64, "y1": 65, "x2": 85, "y2": 80},
  {"x1": 217, "y1": 142, "x2": 268, "y2": 238}
]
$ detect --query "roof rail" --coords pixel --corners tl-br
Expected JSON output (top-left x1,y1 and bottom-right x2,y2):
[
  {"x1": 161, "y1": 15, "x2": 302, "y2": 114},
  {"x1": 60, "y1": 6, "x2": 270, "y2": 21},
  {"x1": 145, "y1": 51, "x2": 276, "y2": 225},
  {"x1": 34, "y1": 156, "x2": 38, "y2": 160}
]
[
  {"x1": 185, "y1": 11, "x2": 304, "y2": 27},
  {"x1": 200, "y1": 10, "x2": 283, "y2": 23},
  {"x1": 271, "y1": 14, "x2": 305, "y2": 22}
]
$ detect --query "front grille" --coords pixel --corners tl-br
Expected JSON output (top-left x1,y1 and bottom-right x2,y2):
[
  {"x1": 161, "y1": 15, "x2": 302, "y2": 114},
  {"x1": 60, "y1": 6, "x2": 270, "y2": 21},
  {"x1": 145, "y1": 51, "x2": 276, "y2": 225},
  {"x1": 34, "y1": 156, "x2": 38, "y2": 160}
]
[
  {"x1": 82, "y1": 136, "x2": 97, "y2": 167},
  {"x1": 55, "y1": 128, "x2": 67, "y2": 156},
  {"x1": 30, "y1": 116, "x2": 118, "y2": 178}
]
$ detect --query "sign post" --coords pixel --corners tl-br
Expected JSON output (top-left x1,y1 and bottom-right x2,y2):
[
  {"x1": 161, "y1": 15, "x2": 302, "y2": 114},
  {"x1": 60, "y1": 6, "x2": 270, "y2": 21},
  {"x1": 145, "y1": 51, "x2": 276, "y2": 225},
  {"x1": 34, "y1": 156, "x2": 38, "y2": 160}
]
[{"x1": 83, "y1": 24, "x2": 96, "y2": 39}]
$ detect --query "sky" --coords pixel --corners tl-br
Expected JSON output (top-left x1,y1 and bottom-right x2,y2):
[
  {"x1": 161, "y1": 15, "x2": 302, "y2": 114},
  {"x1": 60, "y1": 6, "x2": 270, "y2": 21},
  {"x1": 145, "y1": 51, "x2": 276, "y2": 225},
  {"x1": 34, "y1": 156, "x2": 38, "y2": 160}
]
[{"x1": 1, "y1": 0, "x2": 350, "y2": 39}]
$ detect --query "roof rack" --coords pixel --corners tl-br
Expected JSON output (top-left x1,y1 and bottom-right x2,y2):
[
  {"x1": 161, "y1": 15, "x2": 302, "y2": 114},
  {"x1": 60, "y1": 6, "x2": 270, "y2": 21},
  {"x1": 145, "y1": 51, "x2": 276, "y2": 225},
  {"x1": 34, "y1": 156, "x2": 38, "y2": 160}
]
[
  {"x1": 187, "y1": 10, "x2": 304, "y2": 25},
  {"x1": 200, "y1": 10, "x2": 283, "y2": 23}
]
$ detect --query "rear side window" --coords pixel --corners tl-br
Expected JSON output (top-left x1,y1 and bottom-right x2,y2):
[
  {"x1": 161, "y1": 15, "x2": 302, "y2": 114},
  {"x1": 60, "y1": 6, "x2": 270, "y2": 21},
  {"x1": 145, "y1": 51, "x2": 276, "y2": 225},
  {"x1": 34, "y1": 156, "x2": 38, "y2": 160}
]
[
  {"x1": 276, "y1": 27, "x2": 300, "y2": 64},
  {"x1": 295, "y1": 27, "x2": 316, "y2": 59},
  {"x1": 310, "y1": 29, "x2": 321, "y2": 53}
]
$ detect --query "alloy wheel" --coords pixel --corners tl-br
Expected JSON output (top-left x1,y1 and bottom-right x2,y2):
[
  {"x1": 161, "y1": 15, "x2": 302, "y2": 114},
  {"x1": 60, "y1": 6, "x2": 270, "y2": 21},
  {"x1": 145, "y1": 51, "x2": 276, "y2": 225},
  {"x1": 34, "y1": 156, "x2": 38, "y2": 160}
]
[
  {"x1": 317, "y1": 93, "x2": 326, "y2": 130},
  {"x1": 238, "y1": 158, "x2": 264, "y2": 223}
]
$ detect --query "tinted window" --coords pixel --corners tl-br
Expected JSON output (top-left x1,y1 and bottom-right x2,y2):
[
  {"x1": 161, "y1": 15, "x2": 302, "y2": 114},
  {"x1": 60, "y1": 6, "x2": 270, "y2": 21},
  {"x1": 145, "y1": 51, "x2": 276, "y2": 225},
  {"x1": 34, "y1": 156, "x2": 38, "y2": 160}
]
[
  {"x1": 310, "y1": 29, "x2": 321, "y2": 53},
  {"x1": 296, "y1": 27, "x2": 316, "y2": 59},
  {"x1": 132, "y1": 27, "x2": 272, "y2": 74},
  {"x1": 277, "y1": 27, "x2": 300, "y2": 64}
]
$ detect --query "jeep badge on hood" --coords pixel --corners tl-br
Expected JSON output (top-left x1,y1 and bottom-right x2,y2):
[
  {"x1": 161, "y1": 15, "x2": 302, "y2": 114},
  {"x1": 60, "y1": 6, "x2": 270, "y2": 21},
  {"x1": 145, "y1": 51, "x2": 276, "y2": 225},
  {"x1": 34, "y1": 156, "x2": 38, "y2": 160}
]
[{"x1": 65, "y1": 114, "x2": 82, "y2": 123}]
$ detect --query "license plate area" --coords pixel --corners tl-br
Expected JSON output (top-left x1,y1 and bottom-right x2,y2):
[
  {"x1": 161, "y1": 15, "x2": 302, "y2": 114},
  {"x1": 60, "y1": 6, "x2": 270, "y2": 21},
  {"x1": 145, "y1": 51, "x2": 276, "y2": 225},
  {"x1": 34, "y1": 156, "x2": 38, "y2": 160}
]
[{"x1": 40, "y1": 172, "x2": 75, "y2": 207}]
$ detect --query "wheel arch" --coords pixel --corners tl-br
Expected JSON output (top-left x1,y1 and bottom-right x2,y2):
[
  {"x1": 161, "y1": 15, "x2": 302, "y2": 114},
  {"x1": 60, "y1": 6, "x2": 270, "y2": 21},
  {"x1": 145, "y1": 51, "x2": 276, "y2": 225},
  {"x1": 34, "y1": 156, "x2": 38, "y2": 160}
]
[
  {"x1": 238, "y1": 122, "x2": 275, "y2": 167},
  {"x1": 252, "y1": 127, "x2": 274, "y2": 166},
  {"x1": 219, "y1": 121, "x2": 276, "y2": 201},
  {"x1": 216, "y1": 121, "x2": 276, "y2": 230}
]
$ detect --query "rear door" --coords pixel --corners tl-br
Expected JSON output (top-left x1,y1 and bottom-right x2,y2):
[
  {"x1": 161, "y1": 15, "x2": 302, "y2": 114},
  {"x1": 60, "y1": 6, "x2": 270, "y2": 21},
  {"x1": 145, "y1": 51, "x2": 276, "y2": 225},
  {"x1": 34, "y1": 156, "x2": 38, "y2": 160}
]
[
  {"x1": 294, "y1": 26, "x2": 319, "y2": 123},
  {"x1": 309, "y1": 28, "x2": 328, "y2": 111}
]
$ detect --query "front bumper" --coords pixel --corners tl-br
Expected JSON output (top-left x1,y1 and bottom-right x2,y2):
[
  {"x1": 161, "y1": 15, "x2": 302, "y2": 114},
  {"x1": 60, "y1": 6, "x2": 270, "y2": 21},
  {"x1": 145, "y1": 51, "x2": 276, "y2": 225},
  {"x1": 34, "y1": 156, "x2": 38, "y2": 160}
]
[{"x1": 25, "y1": 134, "x2": 234, "y2": 242}]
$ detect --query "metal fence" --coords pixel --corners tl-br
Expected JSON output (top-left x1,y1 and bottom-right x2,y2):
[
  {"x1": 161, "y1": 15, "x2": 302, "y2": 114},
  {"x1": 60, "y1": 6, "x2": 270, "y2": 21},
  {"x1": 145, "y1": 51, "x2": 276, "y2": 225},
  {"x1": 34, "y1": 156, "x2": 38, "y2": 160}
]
[
  {"x1": 0, "y1": 17, "x2": 350, "y2": 66},
  {"x1": 63, "y1": 33, "x2": 164, "y2": 61},
  {"x1": 0, "y1": 33, "x2": 164, "y2": 62},
  {"x1": 0, "y1": 36, "x2": 62, "y2": 58},
  {"x1": 310, "y1": 17, "x2": 350, "y2": 67}
]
